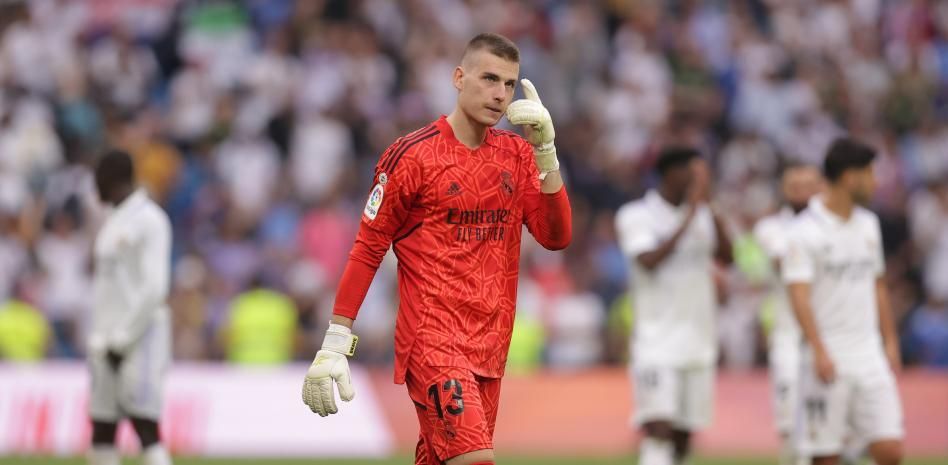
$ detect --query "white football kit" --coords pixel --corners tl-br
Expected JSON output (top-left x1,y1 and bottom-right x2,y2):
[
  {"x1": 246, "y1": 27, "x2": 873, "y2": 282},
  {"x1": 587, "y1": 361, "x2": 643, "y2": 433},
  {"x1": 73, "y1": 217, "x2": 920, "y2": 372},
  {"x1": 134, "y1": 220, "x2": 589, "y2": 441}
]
[
  {"x1": 753, "y1": 207, "x2": 802, "y2": 435},
  {"x1": 89, "y1": 189, "x2": 172, "y2": 421},
  {"x1": 616, "y1": 190, "x2": 718, "y2": 430},
  {"x1": 783, "y1": 197, "x2": 903, "y2": 456}
]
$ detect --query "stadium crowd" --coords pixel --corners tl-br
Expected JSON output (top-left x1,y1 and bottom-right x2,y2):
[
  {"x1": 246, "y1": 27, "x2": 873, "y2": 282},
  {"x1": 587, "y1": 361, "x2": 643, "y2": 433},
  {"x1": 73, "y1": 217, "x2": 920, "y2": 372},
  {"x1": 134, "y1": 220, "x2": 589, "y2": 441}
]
[{"x1": 0, "y1": 0, "x2": 946, "y2": 369}]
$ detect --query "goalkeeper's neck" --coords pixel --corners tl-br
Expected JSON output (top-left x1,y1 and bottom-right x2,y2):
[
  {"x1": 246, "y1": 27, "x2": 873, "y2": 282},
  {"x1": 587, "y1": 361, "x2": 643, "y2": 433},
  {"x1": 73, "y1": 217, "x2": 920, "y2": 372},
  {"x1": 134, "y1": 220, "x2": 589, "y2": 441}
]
[{"x1": 446, "y1": 110, "x2": 489, "y2": 150}]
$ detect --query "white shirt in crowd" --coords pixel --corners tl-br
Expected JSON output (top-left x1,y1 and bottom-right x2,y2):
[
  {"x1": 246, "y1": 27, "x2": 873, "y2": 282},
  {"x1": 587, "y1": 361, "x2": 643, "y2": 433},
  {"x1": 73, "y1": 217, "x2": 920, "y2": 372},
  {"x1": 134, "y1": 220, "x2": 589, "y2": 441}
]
[
  {"x1": 36, "y1": 230, "x2": 90, "y2": 320},
  {"x1": 782, "y1": 196, "x2": 886, "y2": 363},
  {"x1": 616, "y1": 190, "x2": 718, "y2": 367},
  {"x1": 90, "y1": 189, "x2": 171, "y2": 354}
]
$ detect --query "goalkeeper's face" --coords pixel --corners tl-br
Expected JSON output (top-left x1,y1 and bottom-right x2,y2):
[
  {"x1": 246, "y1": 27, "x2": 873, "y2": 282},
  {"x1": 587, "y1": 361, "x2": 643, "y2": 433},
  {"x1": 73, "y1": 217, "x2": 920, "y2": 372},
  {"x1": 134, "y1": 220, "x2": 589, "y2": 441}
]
[{"x1": 453, "y1": 50, "x2": 519, "y2": 127}]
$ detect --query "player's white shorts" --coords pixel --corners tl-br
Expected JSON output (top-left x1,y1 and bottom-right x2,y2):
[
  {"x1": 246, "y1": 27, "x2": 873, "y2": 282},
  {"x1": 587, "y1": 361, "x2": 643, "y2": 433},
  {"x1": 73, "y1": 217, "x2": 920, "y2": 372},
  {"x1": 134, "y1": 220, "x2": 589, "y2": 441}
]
[
  {"x1": 631, "y1": 364, "x2": 715, "y2": 431},
  {"x1": 797, "y1": 353, "x2": 903, "y2": 457},
  {"x1": 770, "y1": 338, "x2": 801, "y2": 435},
  {"x1": 88, "y1": 322, "x2": 171, "y2": 421}
]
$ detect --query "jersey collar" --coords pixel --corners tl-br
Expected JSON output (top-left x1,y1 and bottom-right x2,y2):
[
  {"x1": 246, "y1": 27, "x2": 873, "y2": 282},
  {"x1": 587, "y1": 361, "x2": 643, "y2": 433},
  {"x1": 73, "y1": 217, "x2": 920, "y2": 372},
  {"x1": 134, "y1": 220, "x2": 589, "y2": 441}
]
[
  {"x1": 645, "y1": 189, "x2": 686, "y2": 216},
  {"x1": 779, "y1": 206, "x2": 796, "y2": 222},
  {"x1": 115, "y1": 188, "x2": 148, "y2": 213},
  {"x1": 435, "y1": 115, "x2": 499, "y2": 150},
  {"x1": 809, "y1": 195, "x2": 850, "y2": 227}
]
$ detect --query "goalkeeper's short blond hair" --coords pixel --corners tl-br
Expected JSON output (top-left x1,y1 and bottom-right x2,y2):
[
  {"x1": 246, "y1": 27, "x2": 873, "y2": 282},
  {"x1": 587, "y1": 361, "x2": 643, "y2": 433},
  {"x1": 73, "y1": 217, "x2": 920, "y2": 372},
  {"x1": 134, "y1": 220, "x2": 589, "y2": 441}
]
[{"x1": 463, "y1": 32, "x2": 519, "y2": 63}]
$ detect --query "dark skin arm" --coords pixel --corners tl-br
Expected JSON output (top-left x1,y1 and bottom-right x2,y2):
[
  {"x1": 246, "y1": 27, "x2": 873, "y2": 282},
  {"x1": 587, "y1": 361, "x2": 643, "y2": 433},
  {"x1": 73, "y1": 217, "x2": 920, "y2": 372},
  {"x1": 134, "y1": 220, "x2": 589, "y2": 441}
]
[
  {"x1": 876, "y1": 277, "x2": 901, "y2": 373},
  {"x1": 636, "y1": 203, "x2": 697, "y2": 271},
  {"x1": 639, "y1": 159, "x2": 733, "y2": 269},
  {"x1": 710, "y1": 208, "x2": 733, "y2": 265},
  {"x1": 695, "y1": 159, "x2": 732, "y2": 265}
]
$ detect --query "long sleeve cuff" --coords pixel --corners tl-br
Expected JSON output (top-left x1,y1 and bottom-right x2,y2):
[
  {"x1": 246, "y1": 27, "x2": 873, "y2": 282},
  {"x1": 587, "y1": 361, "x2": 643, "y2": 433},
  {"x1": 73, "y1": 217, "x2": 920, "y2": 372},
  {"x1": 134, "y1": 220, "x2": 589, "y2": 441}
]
[
  {"x1": 332, "y1": 256, "x2": 379, "y2": 320},
  {"x1": 536, "y1": 187, "x2": 572, "y2": 250}
]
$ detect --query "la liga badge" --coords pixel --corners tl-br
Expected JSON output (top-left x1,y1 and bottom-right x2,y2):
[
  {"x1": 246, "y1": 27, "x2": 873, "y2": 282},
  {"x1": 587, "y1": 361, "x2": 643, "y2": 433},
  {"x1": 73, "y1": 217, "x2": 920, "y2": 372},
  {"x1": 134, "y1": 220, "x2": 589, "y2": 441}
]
[{"x1": 364, "y1": 183, "x2": 384, "y2": 220}]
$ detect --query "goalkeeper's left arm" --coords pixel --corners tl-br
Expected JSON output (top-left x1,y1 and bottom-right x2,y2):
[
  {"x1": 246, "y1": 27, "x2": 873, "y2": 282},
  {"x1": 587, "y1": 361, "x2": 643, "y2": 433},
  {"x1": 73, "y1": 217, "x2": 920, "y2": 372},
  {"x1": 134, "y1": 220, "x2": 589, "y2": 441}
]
[
  {"x1": 506, "y1": 78, "x2": 572, "y2": 250},
  {"x1": 506, "y1": 79, "x2": 560, "y2": 186}
]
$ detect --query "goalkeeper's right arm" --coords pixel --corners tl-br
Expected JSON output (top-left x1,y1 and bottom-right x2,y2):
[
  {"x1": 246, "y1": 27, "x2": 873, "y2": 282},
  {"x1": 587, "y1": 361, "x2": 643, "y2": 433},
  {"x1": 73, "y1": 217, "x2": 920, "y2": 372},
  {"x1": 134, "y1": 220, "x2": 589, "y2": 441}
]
[{"x1": 301, "y1": 212, "x2": 394, "y2": 416}]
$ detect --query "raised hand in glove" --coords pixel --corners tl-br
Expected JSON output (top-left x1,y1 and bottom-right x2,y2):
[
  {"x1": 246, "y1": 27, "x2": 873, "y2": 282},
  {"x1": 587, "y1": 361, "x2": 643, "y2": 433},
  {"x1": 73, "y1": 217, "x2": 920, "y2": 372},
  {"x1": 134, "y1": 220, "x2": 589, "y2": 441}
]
[{"x1": 505, "y1": 78, "x2": 559, "y2": 179}]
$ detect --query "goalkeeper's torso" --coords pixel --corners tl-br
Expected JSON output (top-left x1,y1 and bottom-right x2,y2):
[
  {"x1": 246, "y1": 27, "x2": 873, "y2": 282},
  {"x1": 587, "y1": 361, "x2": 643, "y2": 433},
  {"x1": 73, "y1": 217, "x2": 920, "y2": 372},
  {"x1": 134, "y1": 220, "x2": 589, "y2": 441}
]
[{"x1": 361, "y1": 116, "x2": 543, "y2": 384}]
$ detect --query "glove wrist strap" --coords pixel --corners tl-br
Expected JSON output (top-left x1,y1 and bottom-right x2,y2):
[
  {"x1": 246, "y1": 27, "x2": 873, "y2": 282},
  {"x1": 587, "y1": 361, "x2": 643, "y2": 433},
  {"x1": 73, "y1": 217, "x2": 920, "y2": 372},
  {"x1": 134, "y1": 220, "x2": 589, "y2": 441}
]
[
  {"x1": 535, "y1": 141, "x2": 556, "y2": 153},
  {"x1": 321, "y1": 322, "x2": 358, "y2": 356},
  {"x1": 534, "y1": 144, "x2": 560, "y2": 180}
]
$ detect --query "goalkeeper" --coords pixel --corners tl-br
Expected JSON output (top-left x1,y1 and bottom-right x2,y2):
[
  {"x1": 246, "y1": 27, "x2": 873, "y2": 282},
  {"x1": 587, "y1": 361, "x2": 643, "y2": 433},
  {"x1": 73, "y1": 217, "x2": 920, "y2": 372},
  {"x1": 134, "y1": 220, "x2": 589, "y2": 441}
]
[{"x1": 301, "y1": 32, "x2": 572, "y2": 465}]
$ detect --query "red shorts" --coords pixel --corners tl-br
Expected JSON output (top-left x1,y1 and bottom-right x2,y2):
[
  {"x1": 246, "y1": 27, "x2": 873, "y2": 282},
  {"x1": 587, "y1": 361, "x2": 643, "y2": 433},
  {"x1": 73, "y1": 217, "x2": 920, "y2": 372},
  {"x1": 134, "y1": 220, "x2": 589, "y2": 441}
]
[{"x1": 405, "y1": 362, "x2": 501, "y2": 464}]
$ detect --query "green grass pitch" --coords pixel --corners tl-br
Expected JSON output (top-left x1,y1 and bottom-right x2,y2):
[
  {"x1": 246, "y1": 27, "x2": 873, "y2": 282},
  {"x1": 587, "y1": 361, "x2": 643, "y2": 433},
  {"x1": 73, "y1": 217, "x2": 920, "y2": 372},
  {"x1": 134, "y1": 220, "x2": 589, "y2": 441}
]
[{"x1": 1, "y1": 457, "x2": 946, "y2": 465}]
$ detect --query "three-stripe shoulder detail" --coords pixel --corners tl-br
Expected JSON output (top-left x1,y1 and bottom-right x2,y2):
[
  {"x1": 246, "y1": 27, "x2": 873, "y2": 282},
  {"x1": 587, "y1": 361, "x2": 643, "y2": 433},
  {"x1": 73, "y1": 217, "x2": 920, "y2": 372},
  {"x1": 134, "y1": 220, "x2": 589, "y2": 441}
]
[{"x1": 380, "y1": 125, "x2": 440, "y2": 174}]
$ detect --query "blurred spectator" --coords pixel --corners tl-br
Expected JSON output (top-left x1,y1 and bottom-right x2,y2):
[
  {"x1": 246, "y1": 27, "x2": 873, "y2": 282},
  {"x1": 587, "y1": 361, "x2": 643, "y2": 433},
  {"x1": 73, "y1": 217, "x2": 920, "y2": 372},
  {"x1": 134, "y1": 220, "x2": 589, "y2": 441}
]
[
  {"x1": 168, "y1": 255, "x2": 211, "y2": 360},
  {"x1": 0, "y1": 281, "x2": 50, "y2": 362},
  {"x1": 87, "y1": 25, "x2": 159, "y2": 111},
  {"x1": 35, "y1": 199, "x2": 89, "y2": 357},
  {"x1": 221, "y1": 279, "x2": 297, "y2": 365},
  {"x1": 0, "y1": 181, "x2": 29, "y2": 302},
  {"x1": 905, "y1": 301, "x2": 948, "y2": 368},
  {"x1": 0, "y1": 0, "x2": 944, "y2": 370}
]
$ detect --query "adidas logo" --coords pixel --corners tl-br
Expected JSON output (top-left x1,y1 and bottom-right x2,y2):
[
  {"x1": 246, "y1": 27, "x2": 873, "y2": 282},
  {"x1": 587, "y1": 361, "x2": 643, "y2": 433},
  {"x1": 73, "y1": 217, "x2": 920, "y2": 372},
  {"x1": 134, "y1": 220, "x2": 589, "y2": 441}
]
[{"x1": 447, "y1": 182, "x2": 461, "y2": 196}]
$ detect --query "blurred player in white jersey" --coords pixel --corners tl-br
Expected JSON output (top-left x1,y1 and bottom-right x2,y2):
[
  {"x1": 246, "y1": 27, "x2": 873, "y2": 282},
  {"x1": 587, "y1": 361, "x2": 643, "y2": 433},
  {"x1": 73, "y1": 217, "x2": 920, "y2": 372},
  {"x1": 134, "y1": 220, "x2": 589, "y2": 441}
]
[
  {"x1": 615, "y1": 147, "x2": 732, "y2": 465},
  {"x1": 753, "y1": 163, "x2": 822, "y2": 465},
  {"x1": 88, "y1": 150, "x2": 173, "y2": 465},
  {"x1": 783, "y1": 138, "x2": 903, "y2": 465}
]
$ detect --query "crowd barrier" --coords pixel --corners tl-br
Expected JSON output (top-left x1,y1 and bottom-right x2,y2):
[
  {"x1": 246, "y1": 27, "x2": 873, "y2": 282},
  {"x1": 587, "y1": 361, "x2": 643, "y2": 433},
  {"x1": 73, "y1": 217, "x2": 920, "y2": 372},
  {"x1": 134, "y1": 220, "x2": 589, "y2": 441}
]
[{"x1": 1, "y1": 363, "x2": 945, "y2": 457}]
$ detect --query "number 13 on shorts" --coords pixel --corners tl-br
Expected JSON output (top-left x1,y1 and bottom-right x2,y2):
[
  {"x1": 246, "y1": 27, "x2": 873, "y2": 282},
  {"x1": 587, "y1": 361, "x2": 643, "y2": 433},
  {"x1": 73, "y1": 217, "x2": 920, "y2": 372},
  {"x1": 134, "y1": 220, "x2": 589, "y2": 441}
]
[{"x1": 407, "y1": 366, "x2": 501, "y2": 461}]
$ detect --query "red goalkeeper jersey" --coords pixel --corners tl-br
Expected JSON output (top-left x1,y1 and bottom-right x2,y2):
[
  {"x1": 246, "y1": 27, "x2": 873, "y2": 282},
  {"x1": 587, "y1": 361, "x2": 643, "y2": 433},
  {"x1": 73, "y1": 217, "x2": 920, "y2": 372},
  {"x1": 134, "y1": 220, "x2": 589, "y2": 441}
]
[{"x1": 333, "y1": 115, "x2": 572, "y2": 383}]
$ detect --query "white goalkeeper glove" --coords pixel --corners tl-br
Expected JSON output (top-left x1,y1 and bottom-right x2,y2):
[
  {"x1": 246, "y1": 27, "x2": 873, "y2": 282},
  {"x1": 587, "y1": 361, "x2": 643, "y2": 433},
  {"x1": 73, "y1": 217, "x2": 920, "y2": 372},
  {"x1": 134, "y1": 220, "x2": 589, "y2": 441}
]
[
  {"x1": 505, "y1": 78, "x2": 559, "y2": 179},
  {"x1": 302, "y1": 323, "x2": 358, "y2": 417}
]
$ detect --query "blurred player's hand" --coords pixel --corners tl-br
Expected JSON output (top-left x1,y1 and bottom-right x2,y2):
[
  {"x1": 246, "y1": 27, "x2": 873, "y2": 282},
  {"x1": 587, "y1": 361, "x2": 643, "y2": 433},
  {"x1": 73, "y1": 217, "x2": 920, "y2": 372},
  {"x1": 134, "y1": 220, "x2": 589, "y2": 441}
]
[
  {"x1": 687, "y1": 159, "x2": 711, "y2": 205},
  {"x1": 302, "y1": 324, "x2": 358, "y2": 416},
  {"x1": 105, "y1": 349, "x2": 124, "y2": 371},
  {"x1": 885, "y1": 342, "x2": 902, "y2": 373},
  {"x1": 814, "y1": 347, "x2": 836, "y2": 384},
  {"x1": 505, "y1": 78, "x2": 559, "y2": 178}
]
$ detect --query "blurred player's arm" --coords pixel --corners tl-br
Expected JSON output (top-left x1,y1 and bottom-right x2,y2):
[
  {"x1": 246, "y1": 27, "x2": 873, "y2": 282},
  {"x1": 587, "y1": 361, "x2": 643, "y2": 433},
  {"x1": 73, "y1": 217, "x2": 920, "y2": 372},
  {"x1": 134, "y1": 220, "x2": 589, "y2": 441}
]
[
  {"x1": 876, "y1": 277, "x2": 900, "y2": 372},
  {"x1": 783, "y1": 232, "x2": 835, "y2": 383},
  {"x1": 108, "y1": 213, "x2": 172, "y2": 354},
  {"x1": 710, "y1": 208, "x2": 733, "y2": 265},
  {"x1": 787, "y1": 282, "x2": 834, "y2": 383},
  {"x1": 693, "y1": 159, "x2": 733, "y2": 265},
  {"x1": 303, "y1": 144, "x2": 421, "y2": 416},
  {"x1": 636, "y1": 205, "x2": 696, "y2": 271},
  {"x1": 869, "y1": 213, "x2": 900, "y2": 372},
  {"x1": 752, "y1": 220, "x2": 786, "y2": 273}
]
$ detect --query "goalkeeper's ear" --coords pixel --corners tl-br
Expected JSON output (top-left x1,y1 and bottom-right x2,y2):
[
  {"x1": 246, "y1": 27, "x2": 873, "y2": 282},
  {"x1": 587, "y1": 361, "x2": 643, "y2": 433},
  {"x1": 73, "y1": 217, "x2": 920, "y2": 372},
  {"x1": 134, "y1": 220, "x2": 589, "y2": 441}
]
[{"x1": 453, "y1": 66, "x2": 465, "y2": 91}]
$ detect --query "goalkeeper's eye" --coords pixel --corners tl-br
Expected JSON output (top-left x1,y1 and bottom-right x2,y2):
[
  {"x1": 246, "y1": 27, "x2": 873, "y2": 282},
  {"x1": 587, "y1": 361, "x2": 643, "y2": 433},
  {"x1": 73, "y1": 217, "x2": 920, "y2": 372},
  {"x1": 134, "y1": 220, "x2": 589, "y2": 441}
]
[{"x1": 505, "y1": 81, "x2": 515, "y2": 89}]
